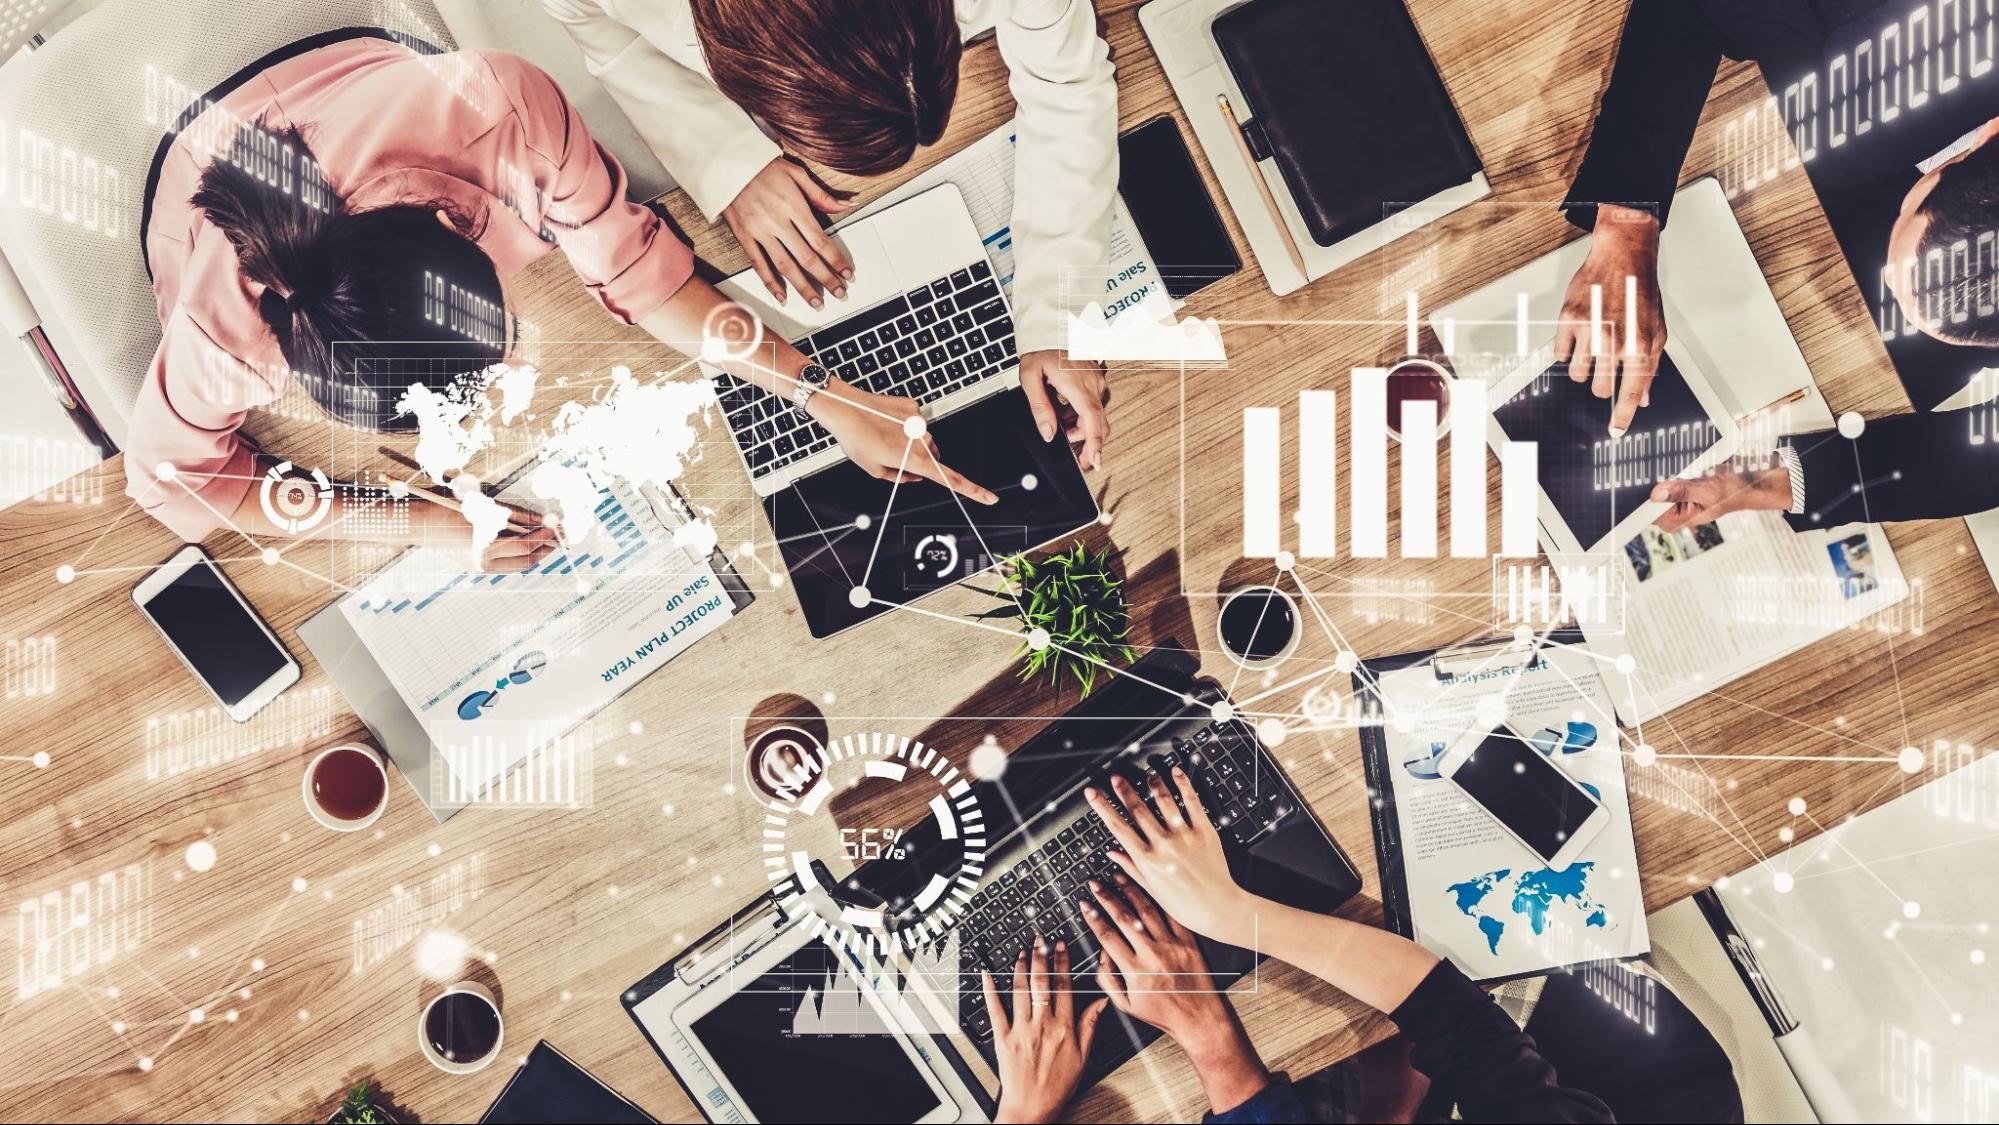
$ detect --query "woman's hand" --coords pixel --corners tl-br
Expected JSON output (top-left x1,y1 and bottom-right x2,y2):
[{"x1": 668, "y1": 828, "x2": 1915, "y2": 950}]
[
  {"x1": 1554, "y1": 203, "x2": 1664, "y2": 437},
  {"x1": 808, "y1": 379, "x2": 998, "y2": 505},
  {"x1": 1082, "y1": 876, "x2": 1272, "y2": 1114},
  {"x1": 721, "y1": 157, "x2": 854, "y2": 308},
  {"x1": 1016, "y1": 350, "x2": 1110, "y2": 471},
  {"x1": 410, "y1": 497, "x2": 558, "y2": 573},
  {"x1": 985, "y1": 940, "x2": 1108, "y2": 1125},
  {"x1": 1086, "y1": 768, "x2": 1255, "y2": 948}
]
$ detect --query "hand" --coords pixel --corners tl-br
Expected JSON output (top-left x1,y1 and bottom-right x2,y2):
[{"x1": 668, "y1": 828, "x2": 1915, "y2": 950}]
[
  {"x1": 1650, "y1": 462, "x2": 1793, "y2": 532},
  {"x1": 808, "y1": 378, "x2": 998, "y2": 505},
  {"x1": 1082, "y1": 876, "x2": 1271, "y2": 1114},
  {"x1": 1554, "y1": 203, "x2": 1664, "y2": 436},
  {"x1": 1017, "y1": 350, "x2": 1109, "y2": 470},
  {"x1": 721, "y1": 157, "x2": 854, "y2": 308},
  {"x1": 985, "y1": 939, "x2": 1108, "y2": 1125},
  {"x1": 1085, "y1": 768, "x2": 1255, "y2": 948},
  {"x1": 414, "y1": 500, "x2": 558, "y2": 573}
]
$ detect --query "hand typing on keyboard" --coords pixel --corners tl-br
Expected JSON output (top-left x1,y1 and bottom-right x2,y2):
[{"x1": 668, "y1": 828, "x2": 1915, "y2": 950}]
[
  {"x1": 981, "y1": 939, "x2": 1107, "y2": 1125},
  {"x1": 1086, "y1": 769, "x2": 1260, "y2": 950}
]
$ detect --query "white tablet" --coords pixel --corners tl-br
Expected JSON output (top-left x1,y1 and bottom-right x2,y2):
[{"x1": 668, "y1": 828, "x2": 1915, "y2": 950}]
[
  {"x1": 653, "y1": 921, "x2": 964, "y2": 1123},
  {"x1": 1485, "y1": 335, "x2": 1740, "y2": 556}
]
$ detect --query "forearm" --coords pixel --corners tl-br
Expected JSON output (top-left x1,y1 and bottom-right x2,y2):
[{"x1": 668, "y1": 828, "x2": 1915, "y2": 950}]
[
  {"x1": 1784, "y1": 410, "x2": 1999, "y2": 527},
  {"x1": 1233, "y1": 895, "x2": 1439, "y2": 1015},
  {"x1": 1181, "y1": 1015, "x2": 1275, "y2": 1116}
]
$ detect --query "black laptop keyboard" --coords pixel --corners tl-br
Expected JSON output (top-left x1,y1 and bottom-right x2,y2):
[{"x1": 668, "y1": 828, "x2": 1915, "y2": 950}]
[
  {"x1": 717, "y1": 260, "x2": 1018, "y2": 479},
  {"x1": 950, "y1": 718, "x2": 1298, "y2": 1044}
]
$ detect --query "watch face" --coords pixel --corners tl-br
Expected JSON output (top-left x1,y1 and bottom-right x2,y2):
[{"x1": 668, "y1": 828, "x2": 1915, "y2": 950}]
[{"x1": 802, "y1": 363, "x2": 831, "y2": 389}]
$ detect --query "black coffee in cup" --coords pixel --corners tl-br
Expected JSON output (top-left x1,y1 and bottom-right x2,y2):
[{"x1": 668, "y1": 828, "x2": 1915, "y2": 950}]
[
  {"x1": 424, "y1": 989, "x2": 502, "y2": 1068},
  {"x1": 1219, "y1": 586, "x2": 1298, "y2": 665}
]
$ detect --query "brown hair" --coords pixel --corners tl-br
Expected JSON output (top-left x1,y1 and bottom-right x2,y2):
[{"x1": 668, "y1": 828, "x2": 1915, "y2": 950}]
[{"x1": 692, "y1": 0, "x2": 962, "y2": 177}]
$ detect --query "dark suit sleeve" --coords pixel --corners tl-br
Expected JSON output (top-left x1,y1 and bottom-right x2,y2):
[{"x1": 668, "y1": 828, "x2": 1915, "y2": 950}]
[
  {"x1": 1783, "y1": 412, "x2": 1999, "y2": 528},
  {"x1": 1562, "y1": 0, "x2": 1726, "y2": 231},
  {"x1": 1390, "y1": 961, "x2": 1615, "y2": 1122}
]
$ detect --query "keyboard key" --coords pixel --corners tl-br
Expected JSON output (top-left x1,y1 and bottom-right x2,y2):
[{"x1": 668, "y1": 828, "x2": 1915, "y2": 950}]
[
  {"x1": 982, "y1": 342, "x2": 1006, "y2": 366},
  {"x1": 951, "y1": 311, "x2": 975, "y2": 335},
  {"x1": 896, "y1": 314, "x2": 918, "y2": 335},
  {"x1": 974, "y1": 299, "x2": 1006, "y2": 324},
  {"x1": 910, "y1": 353, "x2": 932, "y2": 374},
  {"x1": 926, "y1": 346, "x2": 948, "y2": 366},
  {"x1": 916, "y1": 304, "x2": 939, "y2": 326},
  {"x1": 915, "y1": 328, "x2": 937, "y2": 348},
  {"x1": 858, "y1": 353, "x2": 880, "y2": 375},
  {"x1": 838, "y1": 339, "x2": 861, "y2": 362},
  {"x1": 931, "y1": 278, "x2": 953, "y2": 300},
  {"x1": 859, "y1": 330, "x2": 879, "y2": 351},
  {"x1": 895, "y1": 338, "x2": 917, "y2": 359},
  {"x1": 947, "y1": 336, "x2": 970, "y2": 358},
  {"x1": 971, "y1": 260, "x2": 993, "y2": 281},
  {"x1": 949, "y1": 267, "x2": 973, "y2": 289}
]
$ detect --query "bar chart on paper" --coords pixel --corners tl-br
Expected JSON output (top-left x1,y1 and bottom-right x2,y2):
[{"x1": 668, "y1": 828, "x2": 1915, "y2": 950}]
[{"x1": 1241, "y1": 369, "x2": 1539, "y2": 560}]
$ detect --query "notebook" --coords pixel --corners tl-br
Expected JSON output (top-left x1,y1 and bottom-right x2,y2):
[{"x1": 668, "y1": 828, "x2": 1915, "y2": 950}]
[
  {"x1": 480, "y1": 1040, "x2": 657, "y2": 1124},
  {"x1": 1212, "y1": 0, "x2": 1482, "y2": 247}
]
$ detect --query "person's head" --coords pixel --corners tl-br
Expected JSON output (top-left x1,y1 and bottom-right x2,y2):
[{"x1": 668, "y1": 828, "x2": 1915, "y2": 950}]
[
  {"x1": 691, "y1": 0, "x2": 962, "y2": 176},
  {"x1": 190, "y1": 124, "x2": 509, "y2": 430},
  {"x1": 1888, "y1": 117, "x2": 1999, "y2": 345}
]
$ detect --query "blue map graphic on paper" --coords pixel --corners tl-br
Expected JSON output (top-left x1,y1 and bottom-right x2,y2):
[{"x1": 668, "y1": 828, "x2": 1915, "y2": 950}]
[{"x1": 1446, "y1": 863, "x2": 1608, "y2": 954}]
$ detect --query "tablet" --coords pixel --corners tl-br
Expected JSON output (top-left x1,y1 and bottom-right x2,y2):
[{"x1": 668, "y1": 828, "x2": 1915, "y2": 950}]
[
  {"x1": 630, "y1": 919, "x2": 962, "y2": 1124},
  {"x1": 1487, "y1": 340, "x2": 1739, "y2": 555}
]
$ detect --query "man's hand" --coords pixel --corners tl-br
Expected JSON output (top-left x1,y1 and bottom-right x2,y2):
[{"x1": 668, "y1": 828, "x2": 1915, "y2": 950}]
[
  {"x1": 985, "y1": 940, "x2": 1107, "y2": 1124},
  {"x1": 808, "y1": 379, "x2": 998, "y2": 505},
  {"x1": 1555, "y1": 203, "x2": 1664, "y2": 436},
  {"x1": 721, "y1": 157, "x2": 854, "y2": 308},
  {"x1": 1651, "y1": 463, "x2": 1793, "y2": 531},
  {"x1": 1086, "y1": 768, "x2": 1255, "y2": 948},
  {"x1": 1017, "y1": 350, "x2": 1109, "y2": 470}
]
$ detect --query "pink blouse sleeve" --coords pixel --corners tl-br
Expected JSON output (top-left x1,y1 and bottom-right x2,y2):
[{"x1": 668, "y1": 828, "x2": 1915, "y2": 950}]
[
  {"x1": 482, "y1": 50, "x2": 695, "y2": 324},
  {"x1": 124, "y1": 318, "x2": 278, "y2": 541}
]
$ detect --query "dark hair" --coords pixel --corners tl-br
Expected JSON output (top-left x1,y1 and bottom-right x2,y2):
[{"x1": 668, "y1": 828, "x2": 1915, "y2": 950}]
[
  {"x1": 1913, "y1": 140, "x2": 1999, "y2": 345},
  {"x1": 190, "y1": 124, "x2": 507, "y2": 430},
  {"x1": 692, "y1": 0, "x2": 961, "y2": 176}
]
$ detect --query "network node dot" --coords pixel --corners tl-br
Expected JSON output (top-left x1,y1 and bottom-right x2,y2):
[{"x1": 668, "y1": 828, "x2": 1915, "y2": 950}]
[
  {"x1": 1614, "y1": 654, "x2": 1636, "y2": 676},
  {"x1": 1027, "y1": 627, "x2": 1052, "y2": 651},
  {"x1": 55, "y1": 565, "x2": 75, "y2": 584},
  {"x1": 188, "y1": 1009, "x2": 204, "y2": 1024},
  {"x1": 1778, "y1": 826, "x2": 1794, "y2": 843},
  {"x1": 1632, "y1": 744, "x2": 1656, "y2": 768},
  {"x1": 1903, "y1": 901, "x2": 1922, "y2": 920},
  {"x1": 1772, "y1": 872, "x2": 1795, "y2": 894},
  {"x1": 1020, "y1": 473, "x2": 1039, "y2": 492},
  {"x1": 1837, "y1": 411, "x2": 1866, "y2": 439},
  {"x1": 848, "y1": 586, "x2": 871, "y2": 608},
  {"x1": 1258, "y1": 719, "x2": 1288, "y2": 746},
  {"x1": 1513, "y1": 625, "x2": 1534, "y2": 645},
  {"x1": 261, "y1": 547, "x2": 280, "y2": 566},
  {"x1": 1210, "y1": 701, "x2": 1235, "y2": 723},
  {"x1": 138, "y1": 1057, "x2": 153, "y2": 1072},
  {"x1": 902, "y1": 415, "x2": 927, "y2": 439},
  {"x1": 1333, "y1": 650, "x2": 1357, "y2": 673},
  {"x1": 970, "y1": 741, "x2": 1009, "y2": 780},
  {"x1": 388, "y1": 479, "x2": 410, "y2": 499},
  {"x1": 185, "y1": 841, "x2": 216, "y2": 873},
  {"x1": 1273, "y1": 550, "x2": 1295, "y2": 572},
  {"x1": 854, "y1": 513, "x2": 872, "y2": 530},
  {"x1": 1787, "y1": 797, "x2": 1807, "y2": 817},
  {"x1": 1972, "y1": 949, "x2": 1986, "y2": 965},
  {"x1": 1898, "y1": 745, "x2": 1924, "y2": 774},
  {"x1": 154, "y1": 461, "x2": 177, "y2": 481},
  {"x1": 291, "y1": 877, "x2": 308, "y2": 894},
  {"x1": 31, "y1": 751, "x2": 49, "y2": 769}
]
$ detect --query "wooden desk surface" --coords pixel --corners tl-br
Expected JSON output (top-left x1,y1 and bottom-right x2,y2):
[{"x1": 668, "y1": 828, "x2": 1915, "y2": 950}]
[{"x1": 4, "y1": 1, "x2": 1996, "y2": 1120}]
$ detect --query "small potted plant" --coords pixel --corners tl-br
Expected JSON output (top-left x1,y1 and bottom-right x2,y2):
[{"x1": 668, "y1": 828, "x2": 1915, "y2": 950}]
[
  {"x1": 975, "y1": 541, "x2": 1137, "y2": 697},
  {"x1": 325, "y1": 1081, "x2": 396, "y2": 1125}
]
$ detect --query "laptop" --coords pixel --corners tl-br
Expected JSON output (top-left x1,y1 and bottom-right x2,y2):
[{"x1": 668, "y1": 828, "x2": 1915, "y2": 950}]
[
  {"x1": 711, "y1": 184, "x2": 1100, "y2": 638},
  {"x1": 623, "y1": 645, "x2": 1363, "y2": 1120}
]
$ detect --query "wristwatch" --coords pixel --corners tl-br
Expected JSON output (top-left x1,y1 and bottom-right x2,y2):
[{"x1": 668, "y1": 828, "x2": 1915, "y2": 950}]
[{"x1": 789, "y1": 362, "x2": 832, "y2": 415}]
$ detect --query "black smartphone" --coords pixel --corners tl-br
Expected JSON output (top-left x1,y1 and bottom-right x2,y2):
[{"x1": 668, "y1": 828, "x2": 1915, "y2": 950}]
[{"x1": 1117, "y1": 115, "x2": 1241, "y2": 301}]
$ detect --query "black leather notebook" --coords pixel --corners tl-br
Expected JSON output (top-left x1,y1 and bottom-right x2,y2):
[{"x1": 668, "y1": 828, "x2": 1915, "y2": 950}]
[
  {"x1": 479, "y1": 1041, "x2": 657, "y2": 1124},
  {"x1": 1213, "y1": 0, "x2": 1482, "y2": 247}
]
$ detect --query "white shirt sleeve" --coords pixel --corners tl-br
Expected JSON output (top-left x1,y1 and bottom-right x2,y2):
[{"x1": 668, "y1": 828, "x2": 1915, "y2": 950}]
[
  {"x1": 993, "y1": 0, "x2": 1119, "y2": 355},
  {"x1": 540, "y1": 0, "x2": 779, "y2": 220}
]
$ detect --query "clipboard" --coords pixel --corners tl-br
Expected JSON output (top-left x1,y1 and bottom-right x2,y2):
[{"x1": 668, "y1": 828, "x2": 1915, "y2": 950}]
[
  {"x1": 621, "y1": 878, "x2": 997, "y2": 1124},
  {"x1": 1350, "y1": 628, "x2": 1648, "y2": 984}
]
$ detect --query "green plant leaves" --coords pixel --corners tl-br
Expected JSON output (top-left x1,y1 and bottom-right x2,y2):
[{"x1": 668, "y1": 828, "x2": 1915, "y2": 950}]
[{"x1": 972, "y1": 540, "x2": 1136, "y2": 697}]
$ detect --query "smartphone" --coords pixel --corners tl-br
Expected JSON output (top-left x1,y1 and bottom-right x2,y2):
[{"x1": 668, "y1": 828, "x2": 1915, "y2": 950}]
[
  {"x1": 133, "y1": 545, "x2": 300, "y2": 722},
  {"x1": 1437, "y1": 720, "x2": 1607, "y2": 868},
  {"x1": 1117, "y1": 115, "x2": 1242, "y2": 300}
]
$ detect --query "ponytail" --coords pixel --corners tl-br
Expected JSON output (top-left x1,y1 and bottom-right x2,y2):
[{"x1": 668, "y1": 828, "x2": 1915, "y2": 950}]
[{"x1": 190, "y1": 123, "x2": 507, "y2": 430}]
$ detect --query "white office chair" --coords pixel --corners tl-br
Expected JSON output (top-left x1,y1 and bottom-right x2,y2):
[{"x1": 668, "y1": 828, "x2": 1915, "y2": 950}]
[{"x1": 0, "y1": 0, "x2": 457, "y2": 451}]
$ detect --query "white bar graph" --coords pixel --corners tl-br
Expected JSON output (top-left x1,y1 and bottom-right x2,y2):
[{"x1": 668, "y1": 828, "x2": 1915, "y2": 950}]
[
  {"x1": 1297, "y1": 391, "x2": 1338, "y2": 556},
  {"x1": 1236, "y1": 370, "x2": 1541, "y2": 561},
  {"x1": 1450, "y1": 380, "x2": 1488, "y2": 556},
  {"x1": 1500, "y1": 442, "x2": 1540, "y2": 557},
  {"x1": 1242, "y1": 408, "x2": 1281, "y2": 558},
  {"x1": 1351, "y1": 368, "x2": 1388, "y2": 558},
  {"x1": 1399, "y1": 400, "x2": 1437, "y2": 558}
]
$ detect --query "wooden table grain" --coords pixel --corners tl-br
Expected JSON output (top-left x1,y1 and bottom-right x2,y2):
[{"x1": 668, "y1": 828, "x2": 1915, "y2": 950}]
[{"x1": 3, "y1": 1, "x2": 1993, "y2": 1121}]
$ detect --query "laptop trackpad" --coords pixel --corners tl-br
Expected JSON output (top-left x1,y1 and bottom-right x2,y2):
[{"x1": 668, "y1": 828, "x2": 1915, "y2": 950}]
[{"x1": 763, "y1": 389, "x2": 1100, "y2": 638}]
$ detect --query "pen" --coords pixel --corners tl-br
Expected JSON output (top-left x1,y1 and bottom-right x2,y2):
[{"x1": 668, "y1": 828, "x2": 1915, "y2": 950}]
[{"x1": 1217, "y1": 93, "x2": 1307, "y2": 282}]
